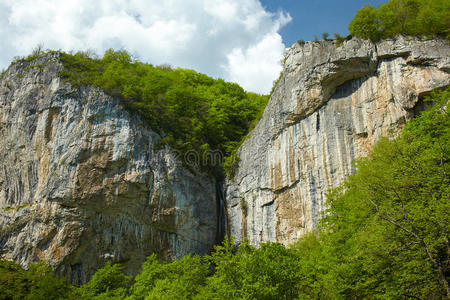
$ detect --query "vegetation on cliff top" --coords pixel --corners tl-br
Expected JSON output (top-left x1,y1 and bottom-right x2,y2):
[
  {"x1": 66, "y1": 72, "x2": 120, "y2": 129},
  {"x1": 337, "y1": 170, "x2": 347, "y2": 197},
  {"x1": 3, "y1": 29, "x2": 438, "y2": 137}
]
[
  {"x1": 349, "y1": 0, "x2": 450, "y2": 41},
  {"x1": 1, "y1": 87, "x2": 448, "y2": 299},
  {"x1": 58, "y1": 50, "x2": 268, "y2": 175}
]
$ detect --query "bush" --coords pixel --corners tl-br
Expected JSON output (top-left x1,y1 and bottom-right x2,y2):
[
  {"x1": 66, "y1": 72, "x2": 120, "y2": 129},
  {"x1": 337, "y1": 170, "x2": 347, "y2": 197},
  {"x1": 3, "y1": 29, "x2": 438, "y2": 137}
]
[
  {"x1": 204, "y1": 238, "x2": 302, "y2": 299},
  {"x1": 316, "y1": 87, "x2": 450, "y2": 298},
  {"x1": 333, "y1": 33, "x2": 346, "y2": 46}
]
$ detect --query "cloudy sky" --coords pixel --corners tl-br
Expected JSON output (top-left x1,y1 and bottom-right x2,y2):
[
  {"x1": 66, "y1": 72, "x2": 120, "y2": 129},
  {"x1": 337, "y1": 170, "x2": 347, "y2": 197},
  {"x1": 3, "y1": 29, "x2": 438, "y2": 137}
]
[{"x1": 0, "y1": 0, "x2": 386, "y2": 94}]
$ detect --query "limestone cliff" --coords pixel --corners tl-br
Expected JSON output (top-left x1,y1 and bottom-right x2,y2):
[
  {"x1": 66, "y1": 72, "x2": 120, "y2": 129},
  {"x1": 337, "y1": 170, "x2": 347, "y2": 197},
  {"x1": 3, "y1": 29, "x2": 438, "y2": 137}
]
[
  {"x1": 225, "y1": 36, "x2": 450, "y2": 246},
  {"x1": 1, "y1": 36, "x2": 449, "y2": 285},
  {"x1": 0, "y1": 53, "x2": 217, "y2": 284}
]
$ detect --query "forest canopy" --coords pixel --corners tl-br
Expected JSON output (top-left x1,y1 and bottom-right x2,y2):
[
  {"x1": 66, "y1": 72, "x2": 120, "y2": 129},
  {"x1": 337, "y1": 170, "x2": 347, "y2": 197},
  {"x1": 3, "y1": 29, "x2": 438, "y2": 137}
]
[
  {"x1": 349, "y1": 0, "x2": 450, "y2": 40},
  {"x1": 59, "y1": 50, "x2": 268, "y2": 174}
]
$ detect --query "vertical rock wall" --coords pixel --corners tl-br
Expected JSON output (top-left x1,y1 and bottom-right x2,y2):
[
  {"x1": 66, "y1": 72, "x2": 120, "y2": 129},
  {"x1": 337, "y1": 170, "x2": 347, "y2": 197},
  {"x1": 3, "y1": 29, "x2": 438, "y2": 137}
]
[
  {"x1": 226, "y1": 37, "x2": 450, "y2": 246},
  {"x1": 0, "y1": 53, "x2": 217, "y2": 284}
]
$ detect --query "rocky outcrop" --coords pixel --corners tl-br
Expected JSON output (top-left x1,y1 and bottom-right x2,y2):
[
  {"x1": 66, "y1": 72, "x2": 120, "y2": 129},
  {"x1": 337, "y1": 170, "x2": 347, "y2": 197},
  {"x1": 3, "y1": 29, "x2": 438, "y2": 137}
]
[
  {"x1": 225, "y1": 36, "x2": 450, "y2": 246},
  {"x1": 0, "y1": 53, "x2": 217, "y2": 284},
  {"x1": 1, "y1": 36, "x2": 449, "y2": 284}
]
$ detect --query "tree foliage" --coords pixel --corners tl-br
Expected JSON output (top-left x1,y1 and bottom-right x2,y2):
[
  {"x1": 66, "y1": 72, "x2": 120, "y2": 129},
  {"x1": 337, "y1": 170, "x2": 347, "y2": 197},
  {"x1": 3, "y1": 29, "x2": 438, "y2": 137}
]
[
  {"x1": 59, "y1": 50, "x2": 268, "y2": 174},
  {"x1": 0, "y1": 260, "x2": 72, "y2": 299},
  {"x1": 128, "y1": 254, "x2": 208, "y2": 300},
  {"x1": 202, "y1": 238, "x2": 302, "y2": 299},
  {"x1": 77, "y1": 262, "x2": 130, "y2": 299},
  {"x1": 349, "y1": 0, "x2": 450, "y2": 40}
]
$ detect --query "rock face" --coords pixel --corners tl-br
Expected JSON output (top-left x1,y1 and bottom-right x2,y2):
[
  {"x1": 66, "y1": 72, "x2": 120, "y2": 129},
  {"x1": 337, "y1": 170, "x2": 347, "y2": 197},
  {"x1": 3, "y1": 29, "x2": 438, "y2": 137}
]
[
  {"x1": 0, "y1": 37, "x2": 449, "y2": 284},
  {"x1": 0, "y1": 53, "x2": 217, "y2": 284},
  {"x1": 225, "y1": 36, "x2": 450, "y2": 246}
]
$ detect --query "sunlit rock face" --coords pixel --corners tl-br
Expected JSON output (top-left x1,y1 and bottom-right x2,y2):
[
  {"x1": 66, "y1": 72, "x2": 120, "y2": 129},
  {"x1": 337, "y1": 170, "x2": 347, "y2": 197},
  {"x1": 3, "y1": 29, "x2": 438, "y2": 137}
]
[
  {"x1": 0, "y1": 53, "x2": 217, "y2": 285},
  {"x1": 0, "y1": 36, "x2": 448, "y2": 285},
  {"x1": 226, "y1": 36, "x2": 450, "y2": 246}
]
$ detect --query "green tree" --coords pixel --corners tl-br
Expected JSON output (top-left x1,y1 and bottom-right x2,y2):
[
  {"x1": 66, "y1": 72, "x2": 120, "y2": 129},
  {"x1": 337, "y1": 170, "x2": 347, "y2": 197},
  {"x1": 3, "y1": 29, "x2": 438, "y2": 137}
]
[
  {"x1": 26, "y1": 262, "x2": 72, "y2": 300},
  {"x1": 204, "y1": 238, "x2": 302, "y2": 299},
  {"x1": 128, "y1": 254, "x2": 208, "y2": 300},
  {"x1": 348, "y1": 4, "x2": 380, "y2": 40},
  {"x1": 59, "y1": 49, "x2": 268, "y2": 175},
  {"x1": 78, "y1": 262, "x2": 130, "y2": 299},
  {"x1": 377, "y1": 0, "x2": 421, "y2": 37},
  {"x1": 0, "y1": 260, "x2": 28, "y2": 300},
  {"x1": 290, "y1": 233, "x2": 329, "y2": 299}
]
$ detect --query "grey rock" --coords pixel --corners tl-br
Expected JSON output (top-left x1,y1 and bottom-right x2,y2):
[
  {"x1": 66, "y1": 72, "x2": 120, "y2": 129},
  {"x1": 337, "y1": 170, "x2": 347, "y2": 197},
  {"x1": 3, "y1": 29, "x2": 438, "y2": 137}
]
[
  {"x1": 0, "y1": 53, "x2": 217, "y2": 284},
  {"x1": 0, "y1": 36, "x2": 448, "y2": 284},
  {"x1": 225, "y1": 36, "x2": 450, "y2": 246}
]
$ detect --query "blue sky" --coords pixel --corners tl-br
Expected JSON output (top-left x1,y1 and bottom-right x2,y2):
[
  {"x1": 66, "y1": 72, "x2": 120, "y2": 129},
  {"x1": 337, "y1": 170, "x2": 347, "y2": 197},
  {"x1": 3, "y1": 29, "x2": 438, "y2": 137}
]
[
  {"x1": 0, "y1": 0, "x2": 388, "y2": 94},
  {"x1": 261, "y1": 0, "x2": 388, "y2": 47}
]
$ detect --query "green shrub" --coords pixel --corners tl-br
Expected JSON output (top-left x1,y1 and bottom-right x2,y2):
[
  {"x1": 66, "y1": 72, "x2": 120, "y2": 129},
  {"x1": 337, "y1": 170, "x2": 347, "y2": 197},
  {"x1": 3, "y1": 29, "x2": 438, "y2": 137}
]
[
  {"x1": 314, "y1": 87, "x2": 450, "y2": 298},
  {"x1": 333, "y1": 33, "x2": 346, "y2": 46},
  {"x1": 204, "y1": 238, "x2": 302, "y2": 299}
]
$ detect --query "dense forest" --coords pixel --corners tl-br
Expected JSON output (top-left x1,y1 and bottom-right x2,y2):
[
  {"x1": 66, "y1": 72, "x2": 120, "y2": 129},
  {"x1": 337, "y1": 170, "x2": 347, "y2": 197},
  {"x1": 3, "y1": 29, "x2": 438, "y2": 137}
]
[
  {"x1": 59, "y1": 50, "x2": 268, "y2": 175},
  {"x1": 1, "y1": 87, "x2": 448, "y2": 299}
]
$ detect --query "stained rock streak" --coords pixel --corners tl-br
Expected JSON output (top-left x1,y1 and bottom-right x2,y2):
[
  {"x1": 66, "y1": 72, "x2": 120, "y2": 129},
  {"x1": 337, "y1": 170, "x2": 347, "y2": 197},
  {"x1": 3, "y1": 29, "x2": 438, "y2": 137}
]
[
  {"x1": 225, "y1": 36, "x2": 450, "y2": 246},
  {"x1": 0, "y1": 53, "x2": 217, "y2": 285}
]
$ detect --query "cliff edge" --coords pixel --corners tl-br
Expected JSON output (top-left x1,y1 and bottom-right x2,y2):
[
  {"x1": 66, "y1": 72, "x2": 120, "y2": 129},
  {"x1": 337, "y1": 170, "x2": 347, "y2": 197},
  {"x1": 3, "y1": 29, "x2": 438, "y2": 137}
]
[
  {"x1": 0, "y1": 53, "x2": 217, "y2": 284},
  {"x1": 225, "y1": 36, "x2": 450, "y2": 245}
]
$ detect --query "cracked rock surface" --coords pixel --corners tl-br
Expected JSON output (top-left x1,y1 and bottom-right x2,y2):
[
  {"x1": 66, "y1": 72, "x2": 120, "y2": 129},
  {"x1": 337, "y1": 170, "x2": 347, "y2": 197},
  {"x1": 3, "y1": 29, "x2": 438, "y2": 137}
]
[
  {"x1": 0, "y1": 53, "x2": 217, "y2": 285},
  {"x1": 225, "y1": 36, "x2": 450, "y2": 246}
]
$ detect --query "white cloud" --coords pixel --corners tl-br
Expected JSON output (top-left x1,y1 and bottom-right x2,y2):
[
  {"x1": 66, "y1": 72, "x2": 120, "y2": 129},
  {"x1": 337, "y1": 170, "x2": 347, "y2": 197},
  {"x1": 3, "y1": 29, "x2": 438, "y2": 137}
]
[
  {"x1": 0, "y1": 0, "x2": 291, "y2": 94},
  {"x1": 225, "y1": 32, "x2": 285, "y2": 93}
]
